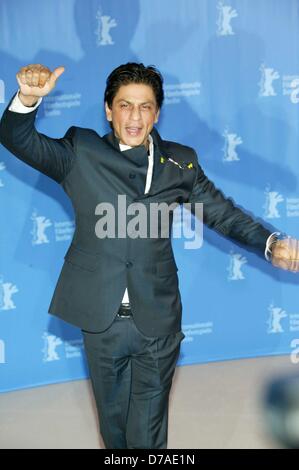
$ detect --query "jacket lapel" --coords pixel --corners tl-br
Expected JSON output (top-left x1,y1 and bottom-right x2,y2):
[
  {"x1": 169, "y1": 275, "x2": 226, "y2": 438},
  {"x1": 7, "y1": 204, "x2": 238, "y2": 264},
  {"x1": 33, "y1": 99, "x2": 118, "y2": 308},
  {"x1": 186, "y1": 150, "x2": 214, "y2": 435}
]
[
  {"x1": 102, "y1": 127, "x2": 171, "y2": 199},
  {"x1": 137, "y1": 127, "x2": 171, "y2": 199},
  {"x1": 102, "y1": 130, "x2": 121, "y2": 151}
]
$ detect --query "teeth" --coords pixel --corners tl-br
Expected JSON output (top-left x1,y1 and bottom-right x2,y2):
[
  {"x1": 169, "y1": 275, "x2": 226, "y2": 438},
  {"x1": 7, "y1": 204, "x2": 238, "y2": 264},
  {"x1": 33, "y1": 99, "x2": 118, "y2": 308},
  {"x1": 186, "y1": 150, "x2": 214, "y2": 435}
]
[{"x1": 127, "y1": 127, "x2": 141, "y2": 135}]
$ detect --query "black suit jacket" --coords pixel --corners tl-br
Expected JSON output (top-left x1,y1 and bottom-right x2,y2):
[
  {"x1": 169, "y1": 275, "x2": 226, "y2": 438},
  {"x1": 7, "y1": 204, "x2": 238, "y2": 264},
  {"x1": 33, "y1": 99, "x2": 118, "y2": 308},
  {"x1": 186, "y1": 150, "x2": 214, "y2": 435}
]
[{"x1": 0, "y1": 93, "x2": 272, "y2": 336}]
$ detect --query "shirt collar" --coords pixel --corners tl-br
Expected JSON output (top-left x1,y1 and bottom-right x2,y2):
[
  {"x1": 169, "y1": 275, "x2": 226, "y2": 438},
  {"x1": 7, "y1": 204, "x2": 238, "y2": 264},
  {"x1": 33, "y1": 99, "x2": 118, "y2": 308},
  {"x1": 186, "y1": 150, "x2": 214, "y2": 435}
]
[{"x1": 119, "y1": 134, "x2": 154, "y2": 156}]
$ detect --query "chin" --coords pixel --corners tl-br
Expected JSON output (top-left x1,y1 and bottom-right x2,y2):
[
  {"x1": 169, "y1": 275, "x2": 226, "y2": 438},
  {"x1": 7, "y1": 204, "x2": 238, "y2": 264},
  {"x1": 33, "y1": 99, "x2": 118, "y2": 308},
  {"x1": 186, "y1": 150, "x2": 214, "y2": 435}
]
[{"x1": 123, "y1": 136, "x2": 145, "y2": 147}]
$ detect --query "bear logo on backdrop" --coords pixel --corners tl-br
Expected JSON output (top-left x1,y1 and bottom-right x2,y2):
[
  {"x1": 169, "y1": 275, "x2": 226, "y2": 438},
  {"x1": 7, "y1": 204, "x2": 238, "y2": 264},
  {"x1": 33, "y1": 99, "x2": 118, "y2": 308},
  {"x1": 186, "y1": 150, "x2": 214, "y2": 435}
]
[
  {"x1": 263, "y1": 187, "x2": 299, "y2": 219},
  {"x1": 227, "y1": 251, "x2": 247, "y2": 281},
  {"x1": 263, "y1": 187, "x2": 284, "y2": 219},
  {"x1": 259, "y1": 64, "x2": 280, "y2": 97},
  {"x1": 95, "y1": 7, "x2": 117, "y2": 46},
  {"x1": 290, "y1": 78, "x2": 299, "y2": 103},
  {"x1": 42, "y1": 333, "x2": 63, "y2": 362},
  {"x1": 267, "y1": 304, "x2": 288, "y2": 334},
  {"x1": 30, "y1": 211, "x2": 75, "y2": 245},
  {"x1": 222, "y1": 129, "x2": 243, "y2": 162},
  {"x1": 266, "y1": 303, "x2": 299, "y2": 337},
  {"x1": 0, "y1": 275, "x2": 18, "y2": 311},
  {"x1": 216, "y1": 2, "x2": 238, "y2": 36},
  {"x1": 0, "y1": 161, "x2": 5, "y2": 187},
  {"x1": 259, "y1": 65, "x2": 299, "y2": 104},
  {"x1": 31, "y1": 211, "x2": 52, "y2": 245},
  {"x1": 42, "y1": 333, "x2": 85, "y2": 363}
]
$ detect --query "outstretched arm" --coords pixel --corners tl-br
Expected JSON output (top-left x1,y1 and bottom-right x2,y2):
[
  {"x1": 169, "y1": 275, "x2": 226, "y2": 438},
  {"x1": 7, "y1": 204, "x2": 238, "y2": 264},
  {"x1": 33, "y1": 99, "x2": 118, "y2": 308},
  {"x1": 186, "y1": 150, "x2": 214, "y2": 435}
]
[
  {"x1": 188, "y1": 156, "x2": 272, "y2": 253},
  {"x1": 0, "y1": 64, "x2": 76, "y2": 183},
  {"x1": 188, "y1": 155, "x2": 299, "y2": 273}
]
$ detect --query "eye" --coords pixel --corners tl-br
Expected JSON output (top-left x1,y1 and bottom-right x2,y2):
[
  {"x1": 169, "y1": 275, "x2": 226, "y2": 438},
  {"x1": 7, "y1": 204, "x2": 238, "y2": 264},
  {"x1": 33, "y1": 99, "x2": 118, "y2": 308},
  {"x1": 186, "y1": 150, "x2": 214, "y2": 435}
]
[
  {"x1": 120, "y1": 103, "x2": 129, "y2": 108},
  {"x1": 142, "y1": 105, "x2": 151, "y2": 110}
]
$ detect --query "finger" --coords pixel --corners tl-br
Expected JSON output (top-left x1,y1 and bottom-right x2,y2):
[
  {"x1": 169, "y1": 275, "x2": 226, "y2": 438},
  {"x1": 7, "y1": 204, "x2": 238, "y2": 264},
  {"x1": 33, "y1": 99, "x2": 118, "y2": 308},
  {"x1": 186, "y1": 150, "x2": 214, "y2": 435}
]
[
  {"x1": 289, "y1": 259, "x2": 299, "y2": 272},
  {"x1": 26, "y1": 63, "x2": 40, "y2": 69},
  {"x1": 49, "y1": 66, "x2": 65, "y2": 85},
  {"x1": 25, "y1": 69, "x2": 33, "y2": 86},
  {"x1": 272, "y1": 257, "x2": 289, "y2": 270},
  {"x1": 31, "y1": 70, "x2": 40, "y2": 87},
  {"x1": 289, "y1": 239, "x2": 299, "y2": 260},
  {"x1": 273, "y1": 248, "x2": 291, "y2": 260},
  {"x1": 38, "y1": 69, "x2": 51, "y2": 88},
  {"x1": 280, "y1": 238, "x2": 299, "y2": 257},
  {"x1": 23, "y1": 65, "x2": 43, "y2": 85},
  {"x1": 282, "y1": 258, "x2": 299, "y2": 271},
  {"x1": 272, "y1": 241, "x2": 290, "y2": 259},
  {"x1": 16, "y1": 72, "x2": 26, "y2": 86},
  {"x1": 17, "y1": 67, "x2": 28, "y2": 85},
  {"x1": 276, "y1": 240, "x2": 291, "y2": 253}
]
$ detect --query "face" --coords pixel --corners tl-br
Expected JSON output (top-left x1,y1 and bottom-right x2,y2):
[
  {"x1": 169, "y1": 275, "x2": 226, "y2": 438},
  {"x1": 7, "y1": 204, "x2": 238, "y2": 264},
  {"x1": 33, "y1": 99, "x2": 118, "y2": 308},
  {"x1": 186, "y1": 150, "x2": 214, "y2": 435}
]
[{"x1": 105, "y1": 83, "x2": 160, "y2": 147}]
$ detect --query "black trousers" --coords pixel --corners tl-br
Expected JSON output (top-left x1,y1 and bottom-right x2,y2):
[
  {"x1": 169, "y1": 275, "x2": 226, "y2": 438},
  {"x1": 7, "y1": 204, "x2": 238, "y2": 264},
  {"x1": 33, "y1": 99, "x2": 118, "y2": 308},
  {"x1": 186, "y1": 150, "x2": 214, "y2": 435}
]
[{"x1": 82, "y1": 312, "x2": 184, "y2": 449}]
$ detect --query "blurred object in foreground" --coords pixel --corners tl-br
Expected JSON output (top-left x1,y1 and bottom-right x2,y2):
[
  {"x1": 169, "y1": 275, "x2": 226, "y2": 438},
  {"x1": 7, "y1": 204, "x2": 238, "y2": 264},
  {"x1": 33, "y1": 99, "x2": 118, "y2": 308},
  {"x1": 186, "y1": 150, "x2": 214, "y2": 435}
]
[{"x1": 264, "y1": 373, "x2": 299, "y2": 448}]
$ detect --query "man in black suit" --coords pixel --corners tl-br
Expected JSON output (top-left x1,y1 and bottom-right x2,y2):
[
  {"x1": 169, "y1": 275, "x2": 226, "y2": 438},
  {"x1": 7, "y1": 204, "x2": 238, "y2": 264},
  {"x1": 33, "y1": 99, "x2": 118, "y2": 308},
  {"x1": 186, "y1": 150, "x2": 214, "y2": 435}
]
[{"x1": 0, "y1": 63, "x2": 298, "y2": 449}]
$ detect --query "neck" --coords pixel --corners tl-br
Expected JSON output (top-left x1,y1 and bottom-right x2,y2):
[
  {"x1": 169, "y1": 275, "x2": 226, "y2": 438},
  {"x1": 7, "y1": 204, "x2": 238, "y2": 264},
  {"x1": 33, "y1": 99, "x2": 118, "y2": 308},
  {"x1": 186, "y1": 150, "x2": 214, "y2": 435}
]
[
  {"x1": 114, "y1": 132, "x2": 150, "y2": 150},
  {"x1": 143, "y1": 138, "x2": 150, "y2": 151}
]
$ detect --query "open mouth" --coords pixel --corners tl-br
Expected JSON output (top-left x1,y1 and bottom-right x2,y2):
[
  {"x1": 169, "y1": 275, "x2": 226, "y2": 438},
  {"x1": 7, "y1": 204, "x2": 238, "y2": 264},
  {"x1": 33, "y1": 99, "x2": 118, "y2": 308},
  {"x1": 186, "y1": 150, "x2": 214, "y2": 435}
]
[{"x1": 126, "y1": 127, "x2": 143, "y2": 137}]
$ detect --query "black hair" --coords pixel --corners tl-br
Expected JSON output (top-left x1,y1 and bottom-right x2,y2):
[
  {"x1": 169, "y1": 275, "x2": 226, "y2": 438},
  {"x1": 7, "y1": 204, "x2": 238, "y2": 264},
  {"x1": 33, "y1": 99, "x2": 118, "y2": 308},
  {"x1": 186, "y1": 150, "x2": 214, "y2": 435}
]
[{"x1": 104, "y1": 62, "x2": 164, "y2": 109}]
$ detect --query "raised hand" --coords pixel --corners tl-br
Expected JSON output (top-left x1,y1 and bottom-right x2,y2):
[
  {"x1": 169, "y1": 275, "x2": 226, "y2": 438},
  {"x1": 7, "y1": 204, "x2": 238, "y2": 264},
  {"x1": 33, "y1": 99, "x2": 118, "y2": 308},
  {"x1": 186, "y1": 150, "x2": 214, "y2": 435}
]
[
  {"x1": 16, "y1": 63, "x2": 65, "y2": 106},
  {"x1": 271, "y1": 237, "x2": 299, "y2": 272}
]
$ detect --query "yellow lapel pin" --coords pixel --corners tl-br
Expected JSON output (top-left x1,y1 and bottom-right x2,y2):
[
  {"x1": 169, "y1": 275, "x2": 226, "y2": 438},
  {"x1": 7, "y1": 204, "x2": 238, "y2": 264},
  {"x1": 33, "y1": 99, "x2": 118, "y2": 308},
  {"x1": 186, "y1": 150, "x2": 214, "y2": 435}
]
[{"x1": 160, "y1": 156, "x2": 193, "y2": 170}]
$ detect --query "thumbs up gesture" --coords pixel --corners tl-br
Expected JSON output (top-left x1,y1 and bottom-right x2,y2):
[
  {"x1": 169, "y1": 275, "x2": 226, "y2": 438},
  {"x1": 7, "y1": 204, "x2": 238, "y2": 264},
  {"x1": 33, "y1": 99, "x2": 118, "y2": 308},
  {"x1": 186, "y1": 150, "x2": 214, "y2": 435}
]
[{"x1": 16, "y1": 64, "x2": 65, "y2": 106}]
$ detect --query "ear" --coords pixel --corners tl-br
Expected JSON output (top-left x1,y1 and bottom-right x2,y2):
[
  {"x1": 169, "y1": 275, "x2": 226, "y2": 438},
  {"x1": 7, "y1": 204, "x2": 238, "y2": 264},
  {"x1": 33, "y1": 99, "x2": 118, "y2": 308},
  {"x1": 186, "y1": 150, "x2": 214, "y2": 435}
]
[
  {"x1": 154, "y1": 108, "x2": 160, "y2": 124},
  {"x1": 105, "y1": 102, "x2": 112, "y2": 122}
]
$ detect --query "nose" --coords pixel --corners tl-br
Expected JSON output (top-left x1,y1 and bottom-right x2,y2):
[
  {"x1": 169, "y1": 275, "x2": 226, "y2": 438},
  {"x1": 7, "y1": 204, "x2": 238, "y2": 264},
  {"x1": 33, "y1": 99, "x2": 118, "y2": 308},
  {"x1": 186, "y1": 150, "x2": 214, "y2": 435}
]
[{"x1": 129, "y1": 105, "x2": 142, "y2": 121}]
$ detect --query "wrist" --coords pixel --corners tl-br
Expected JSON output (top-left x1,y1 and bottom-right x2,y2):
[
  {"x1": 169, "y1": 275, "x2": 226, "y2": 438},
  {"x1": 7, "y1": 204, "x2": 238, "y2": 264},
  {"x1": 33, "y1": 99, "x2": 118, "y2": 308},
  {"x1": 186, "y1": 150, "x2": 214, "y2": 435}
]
[
  {"x1": 18, "y1": 91, "x2": 39, "y2": 107},
  {"x1": 269, "y1": 238, "x2": 279, "y2": 258},
  {"x1": 265, "y1": 231, "x2": 281, "y2": 261}
]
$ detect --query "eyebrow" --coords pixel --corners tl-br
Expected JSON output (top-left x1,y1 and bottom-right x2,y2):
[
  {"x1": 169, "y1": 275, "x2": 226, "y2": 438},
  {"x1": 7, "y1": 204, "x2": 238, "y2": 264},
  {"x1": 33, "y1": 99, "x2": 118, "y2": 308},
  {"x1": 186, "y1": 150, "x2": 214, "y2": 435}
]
[{"x1": 116, "y1": 99, "x2": 155, "y2": 105}]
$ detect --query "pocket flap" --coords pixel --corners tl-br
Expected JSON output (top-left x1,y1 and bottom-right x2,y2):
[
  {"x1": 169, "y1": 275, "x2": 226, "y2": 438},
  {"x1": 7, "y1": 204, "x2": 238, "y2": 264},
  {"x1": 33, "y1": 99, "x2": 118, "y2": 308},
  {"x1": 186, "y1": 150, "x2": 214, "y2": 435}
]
[
  {"x1": 156, "y1": 259, "x2": 178, "y2": 277},
  {"x1": 64, "y1": 245, "x2": 101, "y2": 272}
]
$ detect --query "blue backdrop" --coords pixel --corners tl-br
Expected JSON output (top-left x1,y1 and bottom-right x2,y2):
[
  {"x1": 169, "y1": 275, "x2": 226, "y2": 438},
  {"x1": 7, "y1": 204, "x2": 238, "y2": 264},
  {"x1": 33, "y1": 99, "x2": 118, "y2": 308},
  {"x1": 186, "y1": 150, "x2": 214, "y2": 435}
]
[{"x1": 0, "y1": 0, "x2": 299, "y2": 392}]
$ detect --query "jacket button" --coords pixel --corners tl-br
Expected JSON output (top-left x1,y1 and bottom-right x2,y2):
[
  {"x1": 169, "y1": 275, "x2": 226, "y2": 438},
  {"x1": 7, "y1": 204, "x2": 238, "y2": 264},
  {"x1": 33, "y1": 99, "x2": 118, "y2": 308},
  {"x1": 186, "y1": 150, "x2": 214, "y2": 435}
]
[
  {"x1": 129, "y1": 173, "x2": 136, "y2": 179},
  {"x1": 126, "y1": 261, "x2": 133, "y2": 268}
]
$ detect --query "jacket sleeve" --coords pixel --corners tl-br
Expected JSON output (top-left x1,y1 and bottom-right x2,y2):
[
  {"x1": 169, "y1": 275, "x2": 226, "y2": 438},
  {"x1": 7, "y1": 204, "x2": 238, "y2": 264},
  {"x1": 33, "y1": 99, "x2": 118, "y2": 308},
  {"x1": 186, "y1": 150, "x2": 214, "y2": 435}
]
[
  {"x1": 187, "y1": 151, "x2": 272, "y2": 254},
  {"x1": 0, "y1": 93, "x2": 76, "y2": 183}
]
